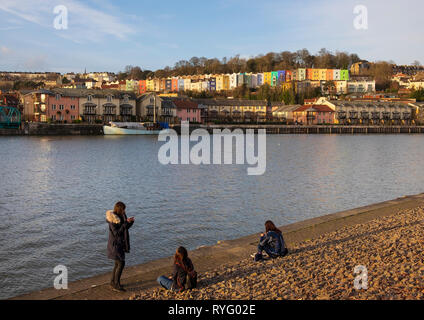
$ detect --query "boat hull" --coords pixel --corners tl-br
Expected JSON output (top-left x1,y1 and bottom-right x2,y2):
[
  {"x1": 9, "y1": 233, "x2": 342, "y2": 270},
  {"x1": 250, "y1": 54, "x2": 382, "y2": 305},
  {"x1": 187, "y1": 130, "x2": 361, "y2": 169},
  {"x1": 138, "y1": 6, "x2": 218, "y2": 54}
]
[{"x1": 103, "y1": 126, "x2": 161, "y2": 135}]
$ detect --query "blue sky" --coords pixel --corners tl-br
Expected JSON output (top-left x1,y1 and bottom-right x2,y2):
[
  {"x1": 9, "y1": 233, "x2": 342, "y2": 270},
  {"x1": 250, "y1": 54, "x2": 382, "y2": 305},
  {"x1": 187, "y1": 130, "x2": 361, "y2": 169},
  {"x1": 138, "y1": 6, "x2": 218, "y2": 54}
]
[{"x1": 0, "y1": 0, "x2": 422, "y2": 73}]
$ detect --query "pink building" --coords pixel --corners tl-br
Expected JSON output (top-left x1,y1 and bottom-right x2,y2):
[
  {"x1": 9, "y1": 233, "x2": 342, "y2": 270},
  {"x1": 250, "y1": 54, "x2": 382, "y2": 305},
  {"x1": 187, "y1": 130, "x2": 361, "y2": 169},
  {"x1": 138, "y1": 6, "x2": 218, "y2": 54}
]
[
  {"x1": 293, "y1": 105, "x2": 335, "y2": 125},
  {"x1": 23, "y1": 89, "x2": 80, "y2": 123},
  {"x1": 173, "y1": 99, "x2": 201, "y2": 123},
  {"x1": 48, "y1": 92, "x2": 80, "y2": 123}
]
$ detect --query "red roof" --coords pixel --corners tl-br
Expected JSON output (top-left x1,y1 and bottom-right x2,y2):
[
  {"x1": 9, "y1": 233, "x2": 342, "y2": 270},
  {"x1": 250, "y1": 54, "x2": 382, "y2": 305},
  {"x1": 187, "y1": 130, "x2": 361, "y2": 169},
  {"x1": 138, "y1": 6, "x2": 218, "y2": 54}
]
[
  {"x1": 294, "y1": 105, "x2": 334, "y2": 112},
  {"x1": 172, "y1": 99, "x2": 199, "y2": 109}
]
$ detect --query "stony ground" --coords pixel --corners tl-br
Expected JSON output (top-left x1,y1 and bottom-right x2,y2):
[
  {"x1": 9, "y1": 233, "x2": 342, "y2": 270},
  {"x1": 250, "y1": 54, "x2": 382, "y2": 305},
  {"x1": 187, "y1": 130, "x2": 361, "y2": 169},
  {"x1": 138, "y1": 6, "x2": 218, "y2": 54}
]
[{"x1": 130, "y1": 207, "x2": 424, "y2": 300}]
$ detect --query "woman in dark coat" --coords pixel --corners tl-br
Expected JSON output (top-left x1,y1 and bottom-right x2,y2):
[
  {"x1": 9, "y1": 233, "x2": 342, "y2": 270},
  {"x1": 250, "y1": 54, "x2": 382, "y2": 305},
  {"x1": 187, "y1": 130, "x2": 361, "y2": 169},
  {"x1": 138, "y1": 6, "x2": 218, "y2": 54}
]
[
  {"x1": 157, "y1": 246, "x2": 197, "y2": 292},
  {"x1": 255, "y1": 220, "x2": 288, "y2": 261},
  {"x1": 106, "y1": 201, "x2": 134, "y2": 292}
]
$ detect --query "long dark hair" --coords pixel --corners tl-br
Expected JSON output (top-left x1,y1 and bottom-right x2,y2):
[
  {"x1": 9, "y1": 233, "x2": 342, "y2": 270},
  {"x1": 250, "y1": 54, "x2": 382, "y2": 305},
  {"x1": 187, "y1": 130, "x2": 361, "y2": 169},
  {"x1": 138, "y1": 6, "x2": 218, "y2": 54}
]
[
  {"x1": 265, "y1": 220, "x2": 282, "y2": 234},
  {"x1": 174, "y1": 246, "x2": 191, "y2": 270},
  {"x1": 114, "y1": 201, "x2": 126, "y2": 216}
]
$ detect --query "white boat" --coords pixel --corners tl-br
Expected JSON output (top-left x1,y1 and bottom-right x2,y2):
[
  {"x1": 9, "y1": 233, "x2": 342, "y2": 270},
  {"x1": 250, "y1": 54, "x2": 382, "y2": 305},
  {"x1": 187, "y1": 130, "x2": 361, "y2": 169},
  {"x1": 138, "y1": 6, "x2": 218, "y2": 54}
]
[{"x1": 103, "y1": 122, "x2": 162, "y2": 135}]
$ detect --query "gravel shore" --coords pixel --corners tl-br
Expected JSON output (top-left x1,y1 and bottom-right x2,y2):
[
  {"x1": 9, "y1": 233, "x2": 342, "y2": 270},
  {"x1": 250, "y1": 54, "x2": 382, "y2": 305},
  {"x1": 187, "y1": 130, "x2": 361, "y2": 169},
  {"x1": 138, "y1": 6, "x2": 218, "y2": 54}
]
[{"x1": 130, "y1": 206, "x2": 424, "y2": 300}]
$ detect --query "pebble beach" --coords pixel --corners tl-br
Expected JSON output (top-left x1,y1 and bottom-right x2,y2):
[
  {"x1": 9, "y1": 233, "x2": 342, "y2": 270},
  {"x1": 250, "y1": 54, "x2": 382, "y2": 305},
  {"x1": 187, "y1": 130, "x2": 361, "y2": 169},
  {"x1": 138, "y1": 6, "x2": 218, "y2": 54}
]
[{"x1": 130, "y1": 206, "x2": 424, "y2": 300}]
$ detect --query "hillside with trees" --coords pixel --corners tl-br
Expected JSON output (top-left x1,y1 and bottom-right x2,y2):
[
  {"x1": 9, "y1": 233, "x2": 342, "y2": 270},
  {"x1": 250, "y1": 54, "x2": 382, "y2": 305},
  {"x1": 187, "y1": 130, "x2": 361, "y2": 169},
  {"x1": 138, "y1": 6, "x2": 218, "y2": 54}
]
[{"x1": 118, "y1": 48, "x2": 362, "y2": 79}]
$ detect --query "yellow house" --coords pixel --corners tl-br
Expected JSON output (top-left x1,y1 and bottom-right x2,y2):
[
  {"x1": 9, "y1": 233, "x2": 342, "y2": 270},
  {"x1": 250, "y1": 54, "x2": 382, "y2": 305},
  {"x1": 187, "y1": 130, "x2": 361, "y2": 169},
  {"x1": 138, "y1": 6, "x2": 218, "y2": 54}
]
[
  {"x1": 319, "y1": 69, "x2": 327, "y2": 81},
  {"x1": 311, "y1": 69, "x2": 320, "y2": 81},
  {"x1": 222, "y1": 75, "x2": 230, "y2": 90},
  {"x1": 263, "y1": 72, "x2": 272, "y2": 85},
  {"x1": 216, "y1": 75, "x2": 224, "y2": 91},
  {"x1": 146, "y1": 79, "x2": 154, "y2": 91}
]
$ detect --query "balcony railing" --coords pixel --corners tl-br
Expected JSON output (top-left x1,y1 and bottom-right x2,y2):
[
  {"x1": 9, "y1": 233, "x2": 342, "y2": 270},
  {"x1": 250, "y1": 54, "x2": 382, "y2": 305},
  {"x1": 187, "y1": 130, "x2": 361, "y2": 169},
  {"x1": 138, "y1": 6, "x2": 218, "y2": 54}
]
[
  {"x1": 360, "y1": 112, "x2": 369, "y2": 119},
  {"x1": 83, "y1": 108, "x2": 96, "y2": 115},
  {"x1": 104, "y1": 107, "x2": 116, "y2": 115}
]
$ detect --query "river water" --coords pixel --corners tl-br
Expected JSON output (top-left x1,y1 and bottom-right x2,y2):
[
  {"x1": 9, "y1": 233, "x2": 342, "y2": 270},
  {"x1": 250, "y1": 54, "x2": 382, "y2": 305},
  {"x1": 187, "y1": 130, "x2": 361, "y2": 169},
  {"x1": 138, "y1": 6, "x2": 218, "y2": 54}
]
[{"x1": 0, "y1": 134, "x2": 423, "y2": 299}]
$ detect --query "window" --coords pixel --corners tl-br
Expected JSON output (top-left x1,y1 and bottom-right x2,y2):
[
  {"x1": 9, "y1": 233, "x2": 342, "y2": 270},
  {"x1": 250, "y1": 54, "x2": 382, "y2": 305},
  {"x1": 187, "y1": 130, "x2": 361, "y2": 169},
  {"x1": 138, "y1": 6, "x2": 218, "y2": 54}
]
[
  {"x1": 59, "y1": 105, "x2": 64, "y2": 110},
  {"x1": 70, "y1": 105, "x2": 75, "y2": 110},
  {"x1": 56, "y1": 94, "x2": 61, "y2": 100},
  {"x1": 51, "y1": 115, "x2": 56, "y2": 121},
  {"x1": 71, "y1": 115, "x2": 76, "y2": 120},
  {"x1": 107, "y1": 95, "x2": 112, "y2": 102},
  {"x1": 87, "y1": 95, "x2": 93, "y2": 102},
  {"x1": 52, "y1": 104, "x2": 56, "y2": 110}
]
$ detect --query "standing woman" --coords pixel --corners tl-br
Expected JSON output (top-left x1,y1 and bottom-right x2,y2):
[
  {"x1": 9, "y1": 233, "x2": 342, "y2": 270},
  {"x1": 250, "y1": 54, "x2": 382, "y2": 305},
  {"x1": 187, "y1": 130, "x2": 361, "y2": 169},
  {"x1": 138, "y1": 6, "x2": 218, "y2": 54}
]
[
  {"x1": 255, "y1": 220, "x2": 288, "y2": 261},
  {"x1": 157, "y1": 246, "x2": 197, "y2": 292},
  {"x1": 106, "y1": 201, "x2": 134, "y2": 292}
]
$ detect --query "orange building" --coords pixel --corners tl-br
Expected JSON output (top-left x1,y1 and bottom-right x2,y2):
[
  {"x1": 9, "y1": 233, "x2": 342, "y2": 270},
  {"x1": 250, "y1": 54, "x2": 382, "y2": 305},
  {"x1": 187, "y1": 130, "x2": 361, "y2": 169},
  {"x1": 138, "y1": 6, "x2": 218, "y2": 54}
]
[
  {"x1": 326, "y1": 69, "x2": 334, "y2": 81},
  {"x1": 139, "y1": 80, "x2": 146, "y2": 94},
  {"x1": 171, "y1": 78, "x2": 178, "y2": 92}
]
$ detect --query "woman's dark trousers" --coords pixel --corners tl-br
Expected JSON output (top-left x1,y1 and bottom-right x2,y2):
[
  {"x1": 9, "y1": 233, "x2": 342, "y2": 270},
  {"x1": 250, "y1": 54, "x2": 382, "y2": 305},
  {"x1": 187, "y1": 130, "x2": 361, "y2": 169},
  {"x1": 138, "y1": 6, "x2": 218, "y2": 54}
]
[{"x1": 111, "y1": 259, "x2": 125, "y2": 287}]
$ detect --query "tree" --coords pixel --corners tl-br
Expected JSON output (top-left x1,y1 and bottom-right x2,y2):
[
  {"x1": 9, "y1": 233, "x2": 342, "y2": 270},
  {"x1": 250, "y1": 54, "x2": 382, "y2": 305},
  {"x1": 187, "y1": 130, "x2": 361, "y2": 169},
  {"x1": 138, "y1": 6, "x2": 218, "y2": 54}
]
[
  {"x1": 369, "y1": 61, "x2": 393, "y2": 91},
  {"x1": 410, "y1": 88, "x2": 424, "y2": 101},
  {"x1": 282, "y1": 89, "x2": 295, "y2": 105},
  {"x1": 412, "y1": 60, "x2": 422, "y2": 67}
]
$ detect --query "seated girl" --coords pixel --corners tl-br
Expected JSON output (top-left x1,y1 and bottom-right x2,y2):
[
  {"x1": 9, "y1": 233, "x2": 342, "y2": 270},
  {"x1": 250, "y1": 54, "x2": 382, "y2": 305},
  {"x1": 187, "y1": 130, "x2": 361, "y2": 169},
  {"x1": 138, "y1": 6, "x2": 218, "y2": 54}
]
[
  {"x1": 255, "y1": 220, "x2": 288, "y2": 261},
  {"x1": 157, "y1": 246, "x2": 197, "y2": 292}
]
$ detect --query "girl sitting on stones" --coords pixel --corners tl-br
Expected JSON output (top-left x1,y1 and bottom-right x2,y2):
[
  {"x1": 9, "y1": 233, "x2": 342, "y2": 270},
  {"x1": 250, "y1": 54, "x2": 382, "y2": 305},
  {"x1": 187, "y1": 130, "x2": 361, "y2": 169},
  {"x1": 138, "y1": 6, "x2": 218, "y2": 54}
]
[
  {"x1": 157, "y1": 246, "x2": 197, "y2": 292},
  {"x1": 254, "y1": 220, "x2": 288, "y2": 261}
]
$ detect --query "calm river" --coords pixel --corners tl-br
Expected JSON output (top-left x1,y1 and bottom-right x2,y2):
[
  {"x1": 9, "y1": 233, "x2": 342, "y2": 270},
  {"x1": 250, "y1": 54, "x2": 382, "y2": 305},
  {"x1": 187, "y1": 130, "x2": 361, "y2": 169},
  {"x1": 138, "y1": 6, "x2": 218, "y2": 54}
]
[{"x1": 1, "y1": 134, "x2": 423, "y2": 299}]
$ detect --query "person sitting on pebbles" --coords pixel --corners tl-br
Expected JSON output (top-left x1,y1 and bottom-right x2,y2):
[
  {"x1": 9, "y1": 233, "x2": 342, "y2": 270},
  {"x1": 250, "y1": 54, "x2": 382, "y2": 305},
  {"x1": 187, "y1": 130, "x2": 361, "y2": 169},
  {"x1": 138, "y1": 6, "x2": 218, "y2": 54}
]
[
  {"x1": 157, "y1": 246, "x2": 197, "y2": 292},
  {"x1": 254, "y1": 220, "x2": 288, "y2": 261}
]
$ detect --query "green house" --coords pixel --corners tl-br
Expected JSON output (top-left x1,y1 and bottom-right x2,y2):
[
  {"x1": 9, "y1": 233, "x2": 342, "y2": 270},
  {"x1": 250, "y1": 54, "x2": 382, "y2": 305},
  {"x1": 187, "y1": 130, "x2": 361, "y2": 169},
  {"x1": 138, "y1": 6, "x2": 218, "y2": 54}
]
[
  {"x1": 271, "y1": 71, "x2": 279, "y2": 87},
  {"x1": 340, "y1": 69, "x2": 349, "y2": 81}
]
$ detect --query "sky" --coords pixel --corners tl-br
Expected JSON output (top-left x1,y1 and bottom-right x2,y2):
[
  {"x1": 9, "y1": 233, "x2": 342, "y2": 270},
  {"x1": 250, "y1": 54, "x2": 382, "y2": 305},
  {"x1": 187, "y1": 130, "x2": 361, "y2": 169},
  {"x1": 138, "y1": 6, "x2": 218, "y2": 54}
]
[{"x1": 0, "y1": 0, "x2": 422, "y2": 73}]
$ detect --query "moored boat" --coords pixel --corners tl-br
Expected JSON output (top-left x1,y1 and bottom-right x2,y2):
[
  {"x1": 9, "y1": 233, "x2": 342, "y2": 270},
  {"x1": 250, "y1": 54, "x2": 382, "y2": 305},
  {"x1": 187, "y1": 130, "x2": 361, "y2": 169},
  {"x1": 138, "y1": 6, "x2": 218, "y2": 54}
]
[{"x1": 103, "y1": 122, "x2": 163, "y2": 135}]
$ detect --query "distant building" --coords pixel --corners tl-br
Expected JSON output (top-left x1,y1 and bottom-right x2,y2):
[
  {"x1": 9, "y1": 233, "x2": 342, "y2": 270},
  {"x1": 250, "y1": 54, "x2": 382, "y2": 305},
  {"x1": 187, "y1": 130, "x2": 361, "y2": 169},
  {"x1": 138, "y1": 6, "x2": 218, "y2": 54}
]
[
  {"x1": 347, "y1": 80, "x2": 376, "y2": 93},
  {"x1": 293, "y1": 104, "x2": 336, "y2": 125},
  {"x1": 173, "y1": 99, "x2": 201, "y2": 123},
  {"x1": 23, "y1": 89, "x2": 79, "y2": 123},
  {"x1": 319, "y1": 97, "x2": 418, "y2": 125}
]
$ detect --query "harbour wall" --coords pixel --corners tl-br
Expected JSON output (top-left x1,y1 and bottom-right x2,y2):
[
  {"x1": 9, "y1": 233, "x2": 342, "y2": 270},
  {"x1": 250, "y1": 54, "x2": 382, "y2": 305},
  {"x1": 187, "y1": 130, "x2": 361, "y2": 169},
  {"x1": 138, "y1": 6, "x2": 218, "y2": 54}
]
[{"x1": 0, "y1": 123, "x2": 104, "y2": 136}]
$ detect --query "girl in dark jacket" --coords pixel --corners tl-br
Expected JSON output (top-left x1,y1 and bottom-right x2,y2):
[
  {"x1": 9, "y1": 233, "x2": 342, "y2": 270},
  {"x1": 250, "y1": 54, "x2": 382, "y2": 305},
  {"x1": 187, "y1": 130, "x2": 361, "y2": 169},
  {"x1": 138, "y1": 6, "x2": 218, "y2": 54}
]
[
  {"x1": 157, "y1": 246, "x2": 196, "y2": 292},
  {"x1": 106, "y1": 201, "x2": 134, "y2": 292},
  {"x1": 255, "y1": 220, "x2": 288, "y2": 261}
]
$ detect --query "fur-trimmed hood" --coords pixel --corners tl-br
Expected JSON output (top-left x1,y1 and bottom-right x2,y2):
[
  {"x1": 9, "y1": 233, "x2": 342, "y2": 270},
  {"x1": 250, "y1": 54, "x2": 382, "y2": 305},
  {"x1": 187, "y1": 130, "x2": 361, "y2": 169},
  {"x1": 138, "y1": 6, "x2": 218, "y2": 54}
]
[{"x1": 106, "y1": 210, "x2": 121, "y2": 224}]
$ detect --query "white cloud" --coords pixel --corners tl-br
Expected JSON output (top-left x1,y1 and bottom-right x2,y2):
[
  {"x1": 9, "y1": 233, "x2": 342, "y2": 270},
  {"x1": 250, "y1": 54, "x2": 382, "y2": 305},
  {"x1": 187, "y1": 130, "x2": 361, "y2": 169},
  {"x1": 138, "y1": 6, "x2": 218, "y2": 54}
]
[{"x1": 0, "y1": 0, "x2": 136, "y2": 41}]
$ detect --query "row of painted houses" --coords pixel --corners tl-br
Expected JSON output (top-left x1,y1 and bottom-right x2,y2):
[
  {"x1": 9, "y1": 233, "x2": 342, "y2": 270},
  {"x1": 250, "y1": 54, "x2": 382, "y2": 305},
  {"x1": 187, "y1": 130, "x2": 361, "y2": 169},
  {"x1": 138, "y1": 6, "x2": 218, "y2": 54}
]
[
  {"x1": 135, "y1": 68, "x2": 350, "y2": 94},
  {"x1": 22, "y1": 89, "x2": 202, "y2": 124},
  {"x1": 57, "y1": 69, "x2": 378, "y2": 96}
]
